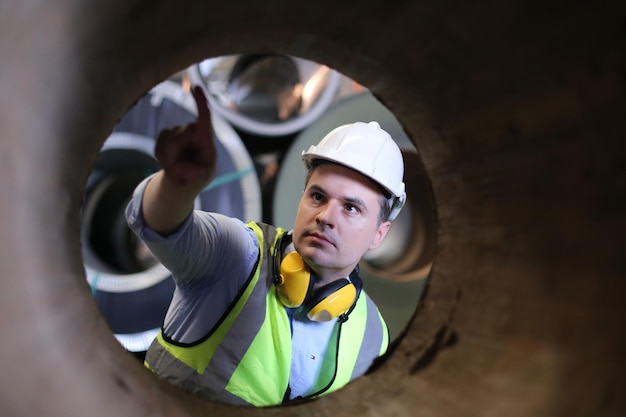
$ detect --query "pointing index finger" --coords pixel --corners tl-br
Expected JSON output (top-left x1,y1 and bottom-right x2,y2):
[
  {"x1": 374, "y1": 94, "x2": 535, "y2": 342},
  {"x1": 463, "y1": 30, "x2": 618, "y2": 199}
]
[{"x1": 192, "y1": 85, "x2": 211, "y2": 136}]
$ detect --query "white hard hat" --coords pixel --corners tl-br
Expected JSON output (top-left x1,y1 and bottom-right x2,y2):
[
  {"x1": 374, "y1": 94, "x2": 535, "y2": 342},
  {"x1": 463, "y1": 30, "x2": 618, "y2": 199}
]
[{"x1": 302, "y1": 121, "x2": 406, "y2": 220}]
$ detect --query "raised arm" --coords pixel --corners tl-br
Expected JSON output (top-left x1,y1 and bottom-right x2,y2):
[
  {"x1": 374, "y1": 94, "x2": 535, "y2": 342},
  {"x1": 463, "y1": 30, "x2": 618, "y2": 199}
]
[{"x1": 142, "y1": 86, "x2": 217, "y2": 235}]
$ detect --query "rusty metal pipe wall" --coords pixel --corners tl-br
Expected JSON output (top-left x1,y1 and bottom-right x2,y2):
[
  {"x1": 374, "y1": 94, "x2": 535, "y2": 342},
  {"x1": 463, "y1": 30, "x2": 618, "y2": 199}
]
[{"x1": 0, "y1": 1, "x2": 624, "y2": 416}]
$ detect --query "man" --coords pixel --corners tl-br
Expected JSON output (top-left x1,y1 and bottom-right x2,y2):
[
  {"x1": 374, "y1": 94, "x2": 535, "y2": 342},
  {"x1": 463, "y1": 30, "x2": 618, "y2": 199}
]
[{"x1": 126, "y1": 86, "x2": 406, "y2": 406}]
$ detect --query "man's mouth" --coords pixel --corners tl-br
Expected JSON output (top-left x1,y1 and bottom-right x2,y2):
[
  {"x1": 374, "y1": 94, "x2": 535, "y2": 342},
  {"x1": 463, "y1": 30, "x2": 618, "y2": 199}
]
[{"x1": 307, "y1": 231, "x2": 334, "y2": 246}]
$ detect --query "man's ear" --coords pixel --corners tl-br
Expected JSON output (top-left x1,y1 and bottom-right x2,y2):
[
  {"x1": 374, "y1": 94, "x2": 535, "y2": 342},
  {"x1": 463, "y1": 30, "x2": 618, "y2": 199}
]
[{"x1": 369, "y1": 221, "x2": 391, "y2": 250}]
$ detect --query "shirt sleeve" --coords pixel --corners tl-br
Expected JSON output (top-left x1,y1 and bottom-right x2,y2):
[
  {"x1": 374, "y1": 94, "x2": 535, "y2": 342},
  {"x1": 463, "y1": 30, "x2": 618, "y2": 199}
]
[{"x1": 125, "y1": 175, "x2": 260, "y2": 342}]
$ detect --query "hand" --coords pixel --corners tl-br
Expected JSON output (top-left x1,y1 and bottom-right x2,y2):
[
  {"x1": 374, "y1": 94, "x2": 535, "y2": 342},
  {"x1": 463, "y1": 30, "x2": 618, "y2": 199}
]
[{"x1": 154, "y1": 86, "x2": 216, "y2": 187}]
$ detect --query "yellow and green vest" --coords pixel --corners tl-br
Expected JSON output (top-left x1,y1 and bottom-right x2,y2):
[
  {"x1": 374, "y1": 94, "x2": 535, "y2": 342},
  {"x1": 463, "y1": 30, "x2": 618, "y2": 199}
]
[{"x1": 144, "y1": 221, "x2": 388, "y2": 406}]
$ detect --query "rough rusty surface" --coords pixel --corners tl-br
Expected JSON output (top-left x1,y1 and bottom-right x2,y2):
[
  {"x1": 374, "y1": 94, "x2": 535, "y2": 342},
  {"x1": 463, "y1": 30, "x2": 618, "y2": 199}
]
[{"x1": 0, "y1": 0, "x2": 624, "y2": 416}]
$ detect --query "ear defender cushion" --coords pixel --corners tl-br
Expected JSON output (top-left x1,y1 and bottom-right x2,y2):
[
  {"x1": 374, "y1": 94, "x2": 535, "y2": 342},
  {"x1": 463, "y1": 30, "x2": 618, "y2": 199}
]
[
  {"x1": 276, "y1": 251, "x2": 312, "y2": 308},
  {"x1": 304, "y1": 278, "x2": 357, "y2": 322}
]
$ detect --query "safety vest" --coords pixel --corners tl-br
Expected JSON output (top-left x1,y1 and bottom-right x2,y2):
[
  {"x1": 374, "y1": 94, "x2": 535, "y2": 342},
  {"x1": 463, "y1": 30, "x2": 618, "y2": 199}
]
[{"x1": 144, "y1": 221, "x2": 389, "y2": 407}]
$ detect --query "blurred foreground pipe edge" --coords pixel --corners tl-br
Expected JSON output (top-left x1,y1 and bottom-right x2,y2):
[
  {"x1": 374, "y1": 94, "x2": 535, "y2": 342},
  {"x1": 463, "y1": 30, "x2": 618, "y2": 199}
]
[{"x1": 0, "y1": 1, "x2": 624, "y2": 416}]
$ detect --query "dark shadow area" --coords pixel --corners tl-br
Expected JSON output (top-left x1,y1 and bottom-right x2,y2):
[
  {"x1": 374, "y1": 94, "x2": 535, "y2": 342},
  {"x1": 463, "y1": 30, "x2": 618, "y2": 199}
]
[{"x1": 0, "y1": 1, "x2": 624, "y2": 417}]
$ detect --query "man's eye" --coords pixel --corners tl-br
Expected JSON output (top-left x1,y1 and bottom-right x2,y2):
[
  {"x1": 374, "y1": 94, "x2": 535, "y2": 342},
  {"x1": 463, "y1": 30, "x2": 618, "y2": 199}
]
[
  {"x1": 311, "y1": 192, "x2": 323, "y2": 201},
  {"x1": 345, "y1": 204, "x2": 359, "y2": 213}
]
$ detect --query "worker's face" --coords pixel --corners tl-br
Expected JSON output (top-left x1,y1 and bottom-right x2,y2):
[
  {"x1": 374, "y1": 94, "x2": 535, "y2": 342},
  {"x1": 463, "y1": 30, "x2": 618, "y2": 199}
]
[{"x1": 292, "y1": 163, "x2": 391, "y2": 283}]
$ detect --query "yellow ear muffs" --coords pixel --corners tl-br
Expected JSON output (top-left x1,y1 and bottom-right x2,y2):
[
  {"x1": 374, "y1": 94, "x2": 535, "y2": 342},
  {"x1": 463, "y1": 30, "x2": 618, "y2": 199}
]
[
  {"x1": 275, "y1": 251, "x2": 312, "y2": 308},
  {"x1": 272, "y1": 234, "x2": 362, "y2": 321},
  {"x1": 304, "y1": 279, "x2": 357, "y2": 322}
]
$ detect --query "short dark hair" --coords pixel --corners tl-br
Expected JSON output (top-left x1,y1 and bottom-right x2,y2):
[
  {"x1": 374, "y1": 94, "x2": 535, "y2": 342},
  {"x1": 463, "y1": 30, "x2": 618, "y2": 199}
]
[{"x1": 305, "y1": 160, "x2": 391, "y2": 225}]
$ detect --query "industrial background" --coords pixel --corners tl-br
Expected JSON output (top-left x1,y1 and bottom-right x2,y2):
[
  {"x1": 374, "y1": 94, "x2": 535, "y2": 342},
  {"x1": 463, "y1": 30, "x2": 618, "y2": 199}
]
[{"x1": 0, "y1": 1, "x2": 624, "y2": 416}]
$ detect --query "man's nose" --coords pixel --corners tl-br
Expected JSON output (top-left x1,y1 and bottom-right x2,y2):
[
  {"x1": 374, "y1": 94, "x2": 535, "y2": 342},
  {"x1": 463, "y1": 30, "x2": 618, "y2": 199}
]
[{"x1": 315, "y1": 202, "x2": 338, "y2": 228}]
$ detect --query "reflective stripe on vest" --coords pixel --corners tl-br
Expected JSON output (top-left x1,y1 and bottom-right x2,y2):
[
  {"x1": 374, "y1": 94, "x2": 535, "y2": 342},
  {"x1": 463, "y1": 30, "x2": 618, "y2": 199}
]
[
  {"x1": 144, "y1": 221, "x2": 388, "y2": 406},
  {"x1": 307, "y1": 289, "x2": 389, "y2": 398}
]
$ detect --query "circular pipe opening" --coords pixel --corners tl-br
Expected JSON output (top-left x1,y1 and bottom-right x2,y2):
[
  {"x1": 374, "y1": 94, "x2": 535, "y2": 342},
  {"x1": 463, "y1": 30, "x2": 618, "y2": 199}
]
[
  {"x1": 83, "y1": 145, "x2": 161, "y2": 275},
  {"x1": 188, "y1": 55, "x2": 342, "y2": 136},
  {"x1": 5, "y1": 2, "x2": 618, "y2": 416}
]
